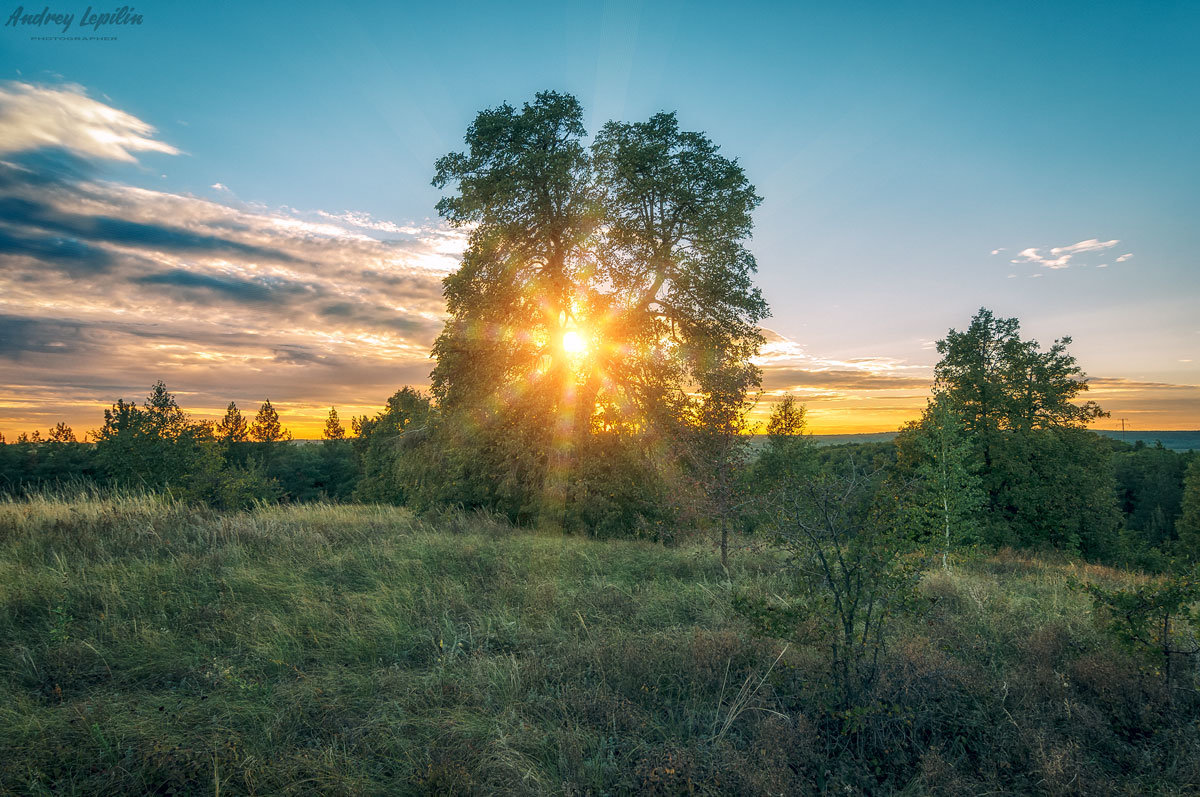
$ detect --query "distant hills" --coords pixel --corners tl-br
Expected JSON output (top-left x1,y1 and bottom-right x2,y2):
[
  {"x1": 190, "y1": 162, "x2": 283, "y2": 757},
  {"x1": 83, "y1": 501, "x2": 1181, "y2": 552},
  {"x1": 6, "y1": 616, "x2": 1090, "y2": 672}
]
[
  {"x1": 1091, "y1": 430, "x2": 1200, "y2": 452},
  {"x1": 801, "y1": 430, "x2": 1199, "y2": 452}
]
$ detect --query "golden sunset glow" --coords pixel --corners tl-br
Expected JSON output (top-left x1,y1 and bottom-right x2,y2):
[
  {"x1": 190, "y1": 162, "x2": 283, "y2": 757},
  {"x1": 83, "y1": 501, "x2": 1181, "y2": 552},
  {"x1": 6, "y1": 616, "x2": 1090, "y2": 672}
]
[{"x1": 562, "y1": 329, "x2": 588, "y2": 357}]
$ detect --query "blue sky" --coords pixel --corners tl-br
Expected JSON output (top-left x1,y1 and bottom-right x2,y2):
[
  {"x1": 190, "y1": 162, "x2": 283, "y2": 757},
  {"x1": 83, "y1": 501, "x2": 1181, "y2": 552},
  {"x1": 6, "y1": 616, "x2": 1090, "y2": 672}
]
[{"x1": 2, "y1": 0, "x2": 1198, "y2": 434}]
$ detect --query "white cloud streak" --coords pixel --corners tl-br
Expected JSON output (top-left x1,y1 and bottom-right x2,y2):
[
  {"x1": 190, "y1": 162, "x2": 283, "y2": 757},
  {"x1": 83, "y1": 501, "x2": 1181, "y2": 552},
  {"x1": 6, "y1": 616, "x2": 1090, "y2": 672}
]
[
  {"x1": 1009, "y1": 238, "x2": 1121, "y2": 270},
  {"x1": 0, "y1": 81, "x2": 179, "y2": 162}
]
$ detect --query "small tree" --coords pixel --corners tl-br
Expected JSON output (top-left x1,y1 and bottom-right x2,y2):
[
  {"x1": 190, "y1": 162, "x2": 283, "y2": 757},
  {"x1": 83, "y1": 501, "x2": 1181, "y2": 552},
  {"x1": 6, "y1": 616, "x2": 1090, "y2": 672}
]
[
  {"x1": 897, "y1": 394, "x2": 983, "y2": 568},
  {"x1": 1075, "y1": 570, "x2": 1200, "y2": 692},
  {"x1": 250, "y1": 400, "x2": 291, "y2": 443},
  {"x1": 47, "y1": 422, "x2": 77, "y2": 444},
  {"x1": 678, "y1": 364, "x2": 758, "y2": 572},
  {"x1": 323, "y1": 407, "x2": 346, "y2": 440},
  {"x1": 738, "y1": 462, "x2": 925, "y2": 713},
  {"x1": 92, "y1": 382, "x2": 218, "y2": 490},
  {"x1": 215, "y1": 402, "x2": 249, "y2": 443},
  {"x1": 753, "y1": 394, "x2": 817, "y2": 488}
]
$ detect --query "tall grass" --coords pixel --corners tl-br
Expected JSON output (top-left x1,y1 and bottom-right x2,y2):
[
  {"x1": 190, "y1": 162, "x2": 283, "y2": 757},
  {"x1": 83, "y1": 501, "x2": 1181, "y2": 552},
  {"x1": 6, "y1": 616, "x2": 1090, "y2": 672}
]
[{"x1": 1, "y1": 495, "x2": 1197, "y2": 794}]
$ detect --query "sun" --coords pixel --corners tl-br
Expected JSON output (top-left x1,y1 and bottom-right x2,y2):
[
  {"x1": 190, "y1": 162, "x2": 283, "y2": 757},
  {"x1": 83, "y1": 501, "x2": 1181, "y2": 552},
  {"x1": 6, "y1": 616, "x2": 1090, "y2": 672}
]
[{"x1": 562, "y1": 329, "x2": 587, "y2": 357}]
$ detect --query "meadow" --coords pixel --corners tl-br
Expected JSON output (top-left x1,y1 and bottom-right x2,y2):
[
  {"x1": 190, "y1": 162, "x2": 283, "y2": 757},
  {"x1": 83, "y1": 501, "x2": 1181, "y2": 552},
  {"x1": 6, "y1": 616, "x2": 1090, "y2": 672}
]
[{"x1": 2, "y1": 494, "x2": 1198, "y2": 795}]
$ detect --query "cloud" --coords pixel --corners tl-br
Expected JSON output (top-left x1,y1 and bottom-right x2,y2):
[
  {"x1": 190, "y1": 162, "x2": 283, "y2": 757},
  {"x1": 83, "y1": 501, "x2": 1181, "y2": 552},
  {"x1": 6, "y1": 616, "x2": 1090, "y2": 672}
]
[
  {"x1": 754, "y1": 328, "x2": 932, "y2": 397},
  {"x1": 0, "y1": 225, "x2": 116, "y2": 273},
  {"x1": 1050, "y1": 239, "x2": 1119, "y2": 256},
  {"x1": 0, "y1": 315, "x2": 89, "y2": 357},
  {"x1": 0, "y1": 81, "x2": 178, "y2": 162},
  {"x1": 1117, "y1": 252, "x2": 1133, "y2": 262},
  {"x1": 1082, "y1": 378, "x2": 1200, "y2": 421},
  {"x1": 1009, "y1": 238, "x2": 1121, "y2": 270},
  {"x1": 763, "y1": 368, "x2": 931, "y2": 391},
  {"x1": 134, "y1": 269, "x2": 280, "y2": 303},
  {"x1": 0, "y1": 114, "x2": 467, "y2": 436},
  {"x1": 0, "y1": 193, "x2": 299, "y2": 264},
  {"x1": 316, "y1": 210, "x2": 420, "y2": 235}
]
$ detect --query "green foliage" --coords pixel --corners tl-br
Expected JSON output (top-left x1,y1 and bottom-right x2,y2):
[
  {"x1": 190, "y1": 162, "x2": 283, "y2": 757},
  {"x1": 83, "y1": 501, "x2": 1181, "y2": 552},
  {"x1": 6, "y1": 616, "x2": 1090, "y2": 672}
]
[
  {"x1": 427, "y1": 91, "x2": 768, "y2": 533},
  {"x1": 47, "y1": 422, "x2": 76, "y2": 443},
  {"x1": 215, "y1": 401, "x2": 249, "y2": 444},
  {"x1": 249, "y1": 399, "x2": 291, "y2": 444},
  {"x1": 752, "y1": 395, "x2": 817, "y2": 488},
  {"x1": 1113, "y1": 444, "x2": 1192, "y2": 565},
  {"x1": 322, "y1": 406, "x2": 346, "y2": 440},
  {"x1": 0, "y1": 428, "x2": 97, "y2": 492},
  {"x1": 204, "y1": 461, "x2": 281, "y2": 509},
  {"x1": 986, "y1": 427, "x2": 1121, "y2": 557},
  {"x1": 352, "y1": 387, "x2": 432, "y2": 505},
  {"x1": 591, "y1": 110, "x2": 767, "y2": 409},
  {"x1": 934, "y1": 308, "x2": 1105, "y2": 438},
  {"x1": 564, "y1": 432, "x2": 673, "y2": 539},
  {"x1": 91, "y1": 382, "x2": 220, "y2": 494},
  {"x1": 1177, "y1": 458, "x2": 1200, "y2": 562},
  {"x1": 928, "y1": 309, "x2": 1120, "y2": 557},
  {"x1": 740, "y1": 464, "x2": 927, "y2": 711},
  {"x1": 1074, "y1": 569, "x2": 1200, "y2": 688},
  {"x1": 895, "y1": 395, "x2": 983, "y2": 564},
  {"x1": 673, "y1": 365, "x2": 760, "y2": 566}
]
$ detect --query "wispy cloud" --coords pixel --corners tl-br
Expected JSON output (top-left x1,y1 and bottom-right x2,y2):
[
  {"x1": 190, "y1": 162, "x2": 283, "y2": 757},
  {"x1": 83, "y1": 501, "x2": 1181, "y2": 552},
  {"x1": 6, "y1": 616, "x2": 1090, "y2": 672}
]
[
  {"x1": 1009, "y1": 238, "x2": 1121, "y2": 270},
  {"x1": 751, "y1": 328, "x2": 933, "y2": 429},
  {"x1": 0, "y1": 81, "x2": 179, "y2": 162},
  {"x1": 316, "y1": 210, "x2": 420, "y2": 235}
]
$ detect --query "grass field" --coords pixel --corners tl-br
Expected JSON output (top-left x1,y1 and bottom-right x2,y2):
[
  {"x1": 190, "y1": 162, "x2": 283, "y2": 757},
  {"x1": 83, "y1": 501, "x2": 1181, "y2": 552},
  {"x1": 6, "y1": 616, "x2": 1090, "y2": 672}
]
[{"x1": 2, "y1": 495, "x2": 1198, "y2": 794}]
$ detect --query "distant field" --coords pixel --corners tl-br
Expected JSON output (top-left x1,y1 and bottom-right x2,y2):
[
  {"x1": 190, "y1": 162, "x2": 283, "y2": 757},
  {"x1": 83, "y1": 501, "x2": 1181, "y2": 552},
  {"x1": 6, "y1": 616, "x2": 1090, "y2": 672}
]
[
  {"x1": 2, "y1": 496, "x2": 1197, "y2": 794},
  {"x1": 808, "y1": 431, "x2": 900, "y2": 447}
]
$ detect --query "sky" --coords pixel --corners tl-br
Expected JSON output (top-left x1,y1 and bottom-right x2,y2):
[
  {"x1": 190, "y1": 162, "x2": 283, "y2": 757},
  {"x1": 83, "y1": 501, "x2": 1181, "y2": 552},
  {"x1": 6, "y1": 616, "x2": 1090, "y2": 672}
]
[{"x1": 1, "y1": 0, "x2": 1197, "y2": 437}]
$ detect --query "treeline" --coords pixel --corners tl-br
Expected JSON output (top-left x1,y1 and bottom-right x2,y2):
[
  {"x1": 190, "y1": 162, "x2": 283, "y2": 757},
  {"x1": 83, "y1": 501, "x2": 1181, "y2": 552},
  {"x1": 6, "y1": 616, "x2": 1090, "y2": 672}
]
[
  {"x1": 3, "y1": 312, "x2": 1197, "y2": 568},
  {"x1": 886, "y1": 309, "x2": 1199, "y2": 567},
  {"x1": 0, "y1": 384, "x2": 357, "y2": 508}
]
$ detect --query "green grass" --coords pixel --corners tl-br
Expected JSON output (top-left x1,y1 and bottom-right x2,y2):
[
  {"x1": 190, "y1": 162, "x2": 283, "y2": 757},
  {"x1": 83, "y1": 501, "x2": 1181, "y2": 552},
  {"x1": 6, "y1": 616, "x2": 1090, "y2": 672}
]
[{"x1": 1, "y1": 495, "x2": 1197, "y2": 794}]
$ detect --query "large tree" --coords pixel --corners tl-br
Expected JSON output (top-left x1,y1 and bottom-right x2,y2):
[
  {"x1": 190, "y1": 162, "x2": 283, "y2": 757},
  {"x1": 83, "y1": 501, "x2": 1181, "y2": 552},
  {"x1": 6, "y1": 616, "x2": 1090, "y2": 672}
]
[
  {"x1": 427, "y1": 92, "x2": 768, "y2": 530},
  {"x1": 933, "y1": 309, "x2": 1104, "y2": 454},
  {"x1": 929, "y1": 309, "x2": 1118, "y2": 554}
]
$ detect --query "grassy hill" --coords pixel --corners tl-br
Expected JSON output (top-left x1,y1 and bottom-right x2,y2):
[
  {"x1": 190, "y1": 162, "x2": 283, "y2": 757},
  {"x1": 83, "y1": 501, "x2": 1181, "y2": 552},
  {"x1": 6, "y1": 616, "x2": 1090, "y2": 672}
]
[{"x1": 2, "y1": 496, "x2": 1198, "y2": 794}]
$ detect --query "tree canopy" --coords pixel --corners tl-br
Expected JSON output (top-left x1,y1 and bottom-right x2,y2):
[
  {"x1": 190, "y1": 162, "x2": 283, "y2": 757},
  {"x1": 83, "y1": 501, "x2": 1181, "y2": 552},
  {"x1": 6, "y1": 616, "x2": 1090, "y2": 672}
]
[
  {"x1": 913, "y1": 308, "x2": 1119, "y2": 555},
  {"x1": 424, "y1": 91, "x2": 769, "y2": 530}
]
